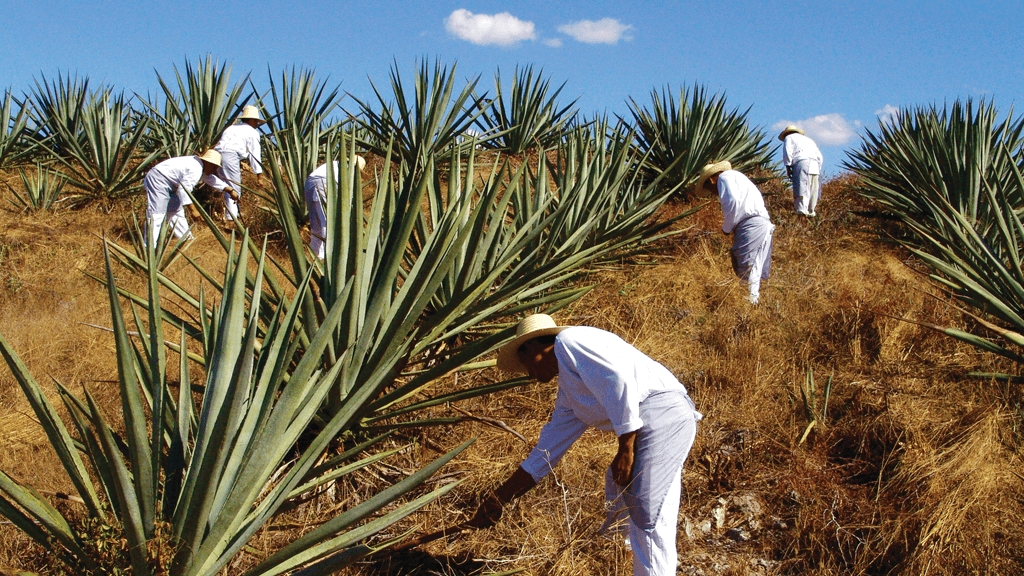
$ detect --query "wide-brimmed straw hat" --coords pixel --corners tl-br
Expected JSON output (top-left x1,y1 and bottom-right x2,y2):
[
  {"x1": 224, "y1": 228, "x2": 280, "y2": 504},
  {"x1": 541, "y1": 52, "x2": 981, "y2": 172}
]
[
  {"x1": 695, "y1": 160, "x2": 732, "y2": 193},
  {"x1": 198, "y1": 149, "x2": 222, "y2": 167},
  {"x1": 354, "y1": 155, "x2": 367, "y2": 171},
  {"x1": 238, "y1": 105, "x2": 266, "y2": 125},
  {"x1": 496, "y1": 314, "x2": 570, "y2": 373},
  {"x1": 777, "y1": 124, "x2": 805, "y2": 141}
]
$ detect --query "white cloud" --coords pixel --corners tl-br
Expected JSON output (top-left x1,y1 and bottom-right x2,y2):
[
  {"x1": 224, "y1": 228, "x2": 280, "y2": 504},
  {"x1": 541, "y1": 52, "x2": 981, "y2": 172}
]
[
  {"x1": 772, "y1": 114, "x2": 858, "y2": 146},
  {"x1": 445, "y1": 9, "x2": 536, "y2": 46},
  {"x1": 875, "y1": 104, "x2": 901, "y2": 126},
  {"x1": 543, "y1": 38, "x2": 563, "y2": 48},
  {"x1": 558, "y1": 18, "x2": 633, "y2": 44}
]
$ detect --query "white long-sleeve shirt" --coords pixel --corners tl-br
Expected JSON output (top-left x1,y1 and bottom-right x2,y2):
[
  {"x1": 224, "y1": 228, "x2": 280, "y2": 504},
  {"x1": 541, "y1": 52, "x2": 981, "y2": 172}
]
[
  {"x1": 308, "y1": 161, "x2": 340, "y2": 181},
  {"x1": 782, "y1": 133, "x2": 822, "y2": 174},
  {"x1": 716, "y1": 170, "x2": 770, "y2": 234},
  {"x1": 520, "y1": 327, "x2": 688, "y2": 482},
  {"x1": 215, "y1": 124, "x2": 263, "y2": 174},
  {"x1": 144, "y1": 155, "x2": 220, "y2": 215}
]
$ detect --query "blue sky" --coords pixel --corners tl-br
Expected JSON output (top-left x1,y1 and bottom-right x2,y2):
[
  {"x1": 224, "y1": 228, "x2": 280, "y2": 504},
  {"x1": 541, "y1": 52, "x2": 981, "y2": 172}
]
[{"x1": 1, "y1": 0, "x2": 1021, "y2": 175}]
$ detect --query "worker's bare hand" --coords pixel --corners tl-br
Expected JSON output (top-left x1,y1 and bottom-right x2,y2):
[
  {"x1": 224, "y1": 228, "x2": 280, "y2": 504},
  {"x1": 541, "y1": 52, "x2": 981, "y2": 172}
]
[
  {"x1": 611, "y1": 450, "x2": 634, "y2": 486},
  {"x1": 467, "y1": 493, "x2": 503, "y2": 529},
  {"x1": 226, "y1": 189, "x2": 240, "y2": 202},
  {"x1": 612, "y1": 431, "x2": 637, "y2": 486}
]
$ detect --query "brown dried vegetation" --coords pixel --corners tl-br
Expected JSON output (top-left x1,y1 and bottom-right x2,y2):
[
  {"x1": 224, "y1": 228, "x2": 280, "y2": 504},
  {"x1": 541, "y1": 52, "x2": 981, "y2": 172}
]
[{"x1": 0, "y1": 169, "x2": 1021, "y2": 575}]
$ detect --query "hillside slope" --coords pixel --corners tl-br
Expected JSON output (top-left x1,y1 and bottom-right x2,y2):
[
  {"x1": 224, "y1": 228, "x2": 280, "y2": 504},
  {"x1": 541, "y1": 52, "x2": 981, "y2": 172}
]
[{"x1": 0, "y1": 174, "x2": 1020, "y2": 575}]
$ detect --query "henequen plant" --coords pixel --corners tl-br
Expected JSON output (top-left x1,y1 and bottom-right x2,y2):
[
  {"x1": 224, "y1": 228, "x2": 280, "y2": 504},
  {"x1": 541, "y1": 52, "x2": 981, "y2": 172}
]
[
  {"x1": 144, "y1": 55, "x2": 251, "y2": 157},
  {"x1": 626, "y1": 84, "x2": 776, "y2": 192},
  {"x1": 9, "y1": 162, "x2": 67, "y2": 211},
  {"x1": 0, "y1": 88, "x2": 33, "y2": 168},
  {"x1": 475, "y1": 66, "x2": 578, "y2": 154},
  {"x1": 32, "y1": 75, "x2": 159, "y2": 201},
  {"x1": 354, "y1": 59, "x2": 487, "y2": 170},
  {"x1": 0, "y1": 233, "x2": 472, "y2": 575},
  {"x1": 848, "y1": 100, "x2": 1024, "y2": 376}
]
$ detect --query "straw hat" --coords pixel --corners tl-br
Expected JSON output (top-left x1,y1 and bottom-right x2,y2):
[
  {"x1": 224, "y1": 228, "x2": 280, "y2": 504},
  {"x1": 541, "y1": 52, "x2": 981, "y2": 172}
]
[
  {"x1": 238, "y1": 105, "x2": 266, "y2": 125},
  {"x1": 777, "y1": 124, "x2": 805, "y2": 141},
  {"x1": 496, "y1": 314, "x2": 570, "y2": 373},
  {"x1": 695, "y1": 160, "x2": 732, "y2": 193},
  {"x1": 354, "y1": 155, "x2": 367, "y2": 171},
  {"x1": 198, "y1": 149, "x2": 222, "y2": 167}
]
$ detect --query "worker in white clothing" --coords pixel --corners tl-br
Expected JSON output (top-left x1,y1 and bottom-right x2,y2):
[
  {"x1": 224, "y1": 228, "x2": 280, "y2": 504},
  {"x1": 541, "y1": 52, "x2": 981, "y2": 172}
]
[
  {"x1": 779, "y1": 125, "x2": 823, "y2": 216},
  {"x1": 143, "y1": 149, "x2": 225, "y2": 244},
  {"x1": 304, "y1": 155, "x2": 366, "y2": 259},
  {"x1": 212, "y1": 105, "x2": 265, "y2": 221},
  {"x1": 697, "y1": 161, "x2": 775, "y2": 304},
  {"x1": 470, "y1": 314, "x2": 701, "y2": 576}
]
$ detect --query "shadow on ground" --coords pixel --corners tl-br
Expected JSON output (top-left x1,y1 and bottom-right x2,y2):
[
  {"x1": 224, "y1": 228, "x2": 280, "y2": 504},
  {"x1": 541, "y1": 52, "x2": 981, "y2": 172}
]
[{"x1": 357, "y1": 550, "x2": 490, "y2": 575}]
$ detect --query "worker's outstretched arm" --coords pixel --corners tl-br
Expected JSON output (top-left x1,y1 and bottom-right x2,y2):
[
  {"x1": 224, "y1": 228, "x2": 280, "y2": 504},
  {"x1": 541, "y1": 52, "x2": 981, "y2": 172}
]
[{"x1": 468, "y1": 466, "x2": 537, "y2": 528}]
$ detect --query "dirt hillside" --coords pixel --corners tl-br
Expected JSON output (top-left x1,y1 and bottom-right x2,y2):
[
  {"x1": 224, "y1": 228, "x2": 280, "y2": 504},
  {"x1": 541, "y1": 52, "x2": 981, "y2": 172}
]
[{"x1": 0, "y1": 172, "x2": 1020, "y2": 575}]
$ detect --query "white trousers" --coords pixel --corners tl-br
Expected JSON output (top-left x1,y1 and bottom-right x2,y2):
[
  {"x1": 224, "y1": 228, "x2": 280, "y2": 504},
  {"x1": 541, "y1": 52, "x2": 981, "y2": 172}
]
[
  {"x1": 745, "y1": 229, "x2": 773, "y2": 304},
  {"x1": 304, "y1": 176, "x2": 327, "y2": 259},
  {"x1": 603, "y1": 412, "x2": 698, "y2": 576},
  {"x1": 792, "y1": 159, "x2": 821, "y2": 215},
  {"x1": 629, "y1": 465, "x2": 682, "y2": 576},
  {"x1": 731, "y1": 218, "x2": 775, "y2": 304},
  {"x1": 148, "y1": 207, "x2": 191, "y2": 245},
  {"x1": 218, "y1": 149, "x2": 243, "y2": 220}
]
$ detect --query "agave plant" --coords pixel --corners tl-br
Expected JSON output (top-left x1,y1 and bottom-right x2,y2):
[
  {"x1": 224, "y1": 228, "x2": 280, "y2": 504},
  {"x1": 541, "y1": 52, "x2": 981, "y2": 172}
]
[
  {"x1": 475, "y1": 66, "x2": 578, "y2": 154},
  {"x1": 846, "y1": 99, "x2": 1024, "y2": 247},
  {"x1": 144, "y1": 55, "x2": 251, "y2": 156},
  {"x1": 257, "y1": 66, "x2": 343, "y2": 221},
  {"x1": 354, "y1": 59, "x2": 488, "y2": 170},
  {"x1": 31, "y1": 75, "x2": 159, "y2": 200},
  {"x1": 626, "y1": 84, "x2": 776, "y2": 192},
  {"x1": 848, "y1": 100, "x2": 1024, "y2": 376},
  {"x1": 8, "y1": 162, "x2": 67, "y2": 211},
  {"x1": 29, "y1": 73, "x2": 89, "y2": 157},
  {"x1": 0, "y1": 232, "x2": 472, "y2": 574},
  {"x1": 0, "y1": 88, "x2": 34, "y2": 168}
]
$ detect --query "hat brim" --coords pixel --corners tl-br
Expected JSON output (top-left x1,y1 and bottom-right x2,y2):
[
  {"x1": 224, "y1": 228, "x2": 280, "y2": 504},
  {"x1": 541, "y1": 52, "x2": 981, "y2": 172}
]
[
  {"x1": 496, "y1": 326, "x2": 570, "y2": 373},
  {"x1": 241, "y1": 117, "x2": 267, "y2": 125},
  {"x1": 778, "y1": 128, "x2": 803, "y2": 141},
  {"x1": 695, "y1": 162, "x2": 731, "y2": 194}
]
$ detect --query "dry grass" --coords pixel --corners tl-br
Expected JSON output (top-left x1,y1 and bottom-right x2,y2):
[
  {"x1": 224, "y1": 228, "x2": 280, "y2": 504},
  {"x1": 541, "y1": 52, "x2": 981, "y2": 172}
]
[{"x1": 0, "y1": 169, "x2": 1022, "y2": 575}]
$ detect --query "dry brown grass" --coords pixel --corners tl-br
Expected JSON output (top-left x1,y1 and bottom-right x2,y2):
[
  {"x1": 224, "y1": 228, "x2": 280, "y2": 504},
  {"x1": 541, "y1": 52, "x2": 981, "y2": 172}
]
[{"x1": 0, "y1": 169, "x2": 1022, "y2": 575}]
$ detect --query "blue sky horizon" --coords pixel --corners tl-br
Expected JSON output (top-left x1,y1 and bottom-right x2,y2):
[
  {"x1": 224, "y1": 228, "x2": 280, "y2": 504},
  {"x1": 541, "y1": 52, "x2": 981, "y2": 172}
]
[{"x1": 2, "y1": 1, "x2": 1021, "y2": 175}]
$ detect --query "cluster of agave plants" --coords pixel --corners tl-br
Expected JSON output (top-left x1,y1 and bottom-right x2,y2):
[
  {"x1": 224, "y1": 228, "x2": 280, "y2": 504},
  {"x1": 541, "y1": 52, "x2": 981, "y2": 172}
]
[
  {"x1": 0, "y1": 56, "x2": 775, "y2": 573},
  {"x1": 2, "y1": 51, "x2": 1022, "y2": 572},
  {"x1": 846, "y1": 99, "x2": 1024, "y2": 380}
]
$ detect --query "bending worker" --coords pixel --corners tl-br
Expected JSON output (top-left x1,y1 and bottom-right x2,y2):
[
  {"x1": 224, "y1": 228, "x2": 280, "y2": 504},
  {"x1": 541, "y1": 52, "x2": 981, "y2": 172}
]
[
  {"x1": 698, "y1": 161, "x2": 775, "y2": 304},
  {"x1": 304, "y1": 155, "x2": 366, "y2": 259},
  {"x1": 143, "y1": 149, "x2": 225, "y2": 244},
  {"x1": 470, "y1": 314, "x2": 702, "y2": 576},
  {"x1": 211, "y1": 105, "x2": 265, "y2": 222},
  {"x1": 779, "y1": 125, "x2": 823, "y2": 216}
]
